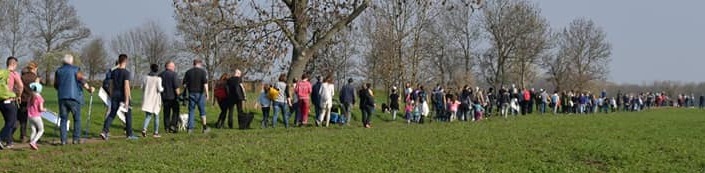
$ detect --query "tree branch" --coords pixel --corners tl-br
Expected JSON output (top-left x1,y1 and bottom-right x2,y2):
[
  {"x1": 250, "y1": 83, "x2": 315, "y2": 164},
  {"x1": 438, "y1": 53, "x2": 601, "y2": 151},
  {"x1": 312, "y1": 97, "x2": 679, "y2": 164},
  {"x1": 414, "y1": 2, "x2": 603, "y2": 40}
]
[{"x1": 307, "y1": 0, "x2": 369, "y2": 52}]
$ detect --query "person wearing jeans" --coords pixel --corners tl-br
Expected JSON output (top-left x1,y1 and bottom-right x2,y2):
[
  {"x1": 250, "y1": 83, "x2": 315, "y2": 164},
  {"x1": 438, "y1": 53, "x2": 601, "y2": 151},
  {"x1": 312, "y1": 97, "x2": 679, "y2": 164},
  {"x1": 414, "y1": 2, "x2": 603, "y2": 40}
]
[
  {"x1": 141, "y1": 64, "x2": 163, "y2": 137},
  {"x1": 54, "y1": 55, "x2": 94, "y2": 144},
  {"x1": 258, "y1": 84, "x2": 271, "y2": 128},
  {"x1": 183, "y1": 59, "x2": 210, "y2": 133},
  {"x1": 0, "y1": 57, "x2": 23, "y2": 149},
  {"x1": 272, "y1": 74, "x2": 291, "y2": 128},
  {"x1": 339, "y1": 78, "x2": 355, "y2": 126},
  {"x1": 101, "y1": 54, "x2": 136, "y2": 140}
]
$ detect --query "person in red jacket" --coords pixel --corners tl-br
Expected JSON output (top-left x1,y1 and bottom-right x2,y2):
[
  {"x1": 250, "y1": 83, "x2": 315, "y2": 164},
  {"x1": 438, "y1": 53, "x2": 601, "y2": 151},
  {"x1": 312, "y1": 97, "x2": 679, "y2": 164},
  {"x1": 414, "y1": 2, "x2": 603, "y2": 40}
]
[
  {"x1": 294, "y1": 74, "x2": 312, "y2": 126},
  {"x1": 522, "y1": 88, "x2": 531, "y2": 115}
]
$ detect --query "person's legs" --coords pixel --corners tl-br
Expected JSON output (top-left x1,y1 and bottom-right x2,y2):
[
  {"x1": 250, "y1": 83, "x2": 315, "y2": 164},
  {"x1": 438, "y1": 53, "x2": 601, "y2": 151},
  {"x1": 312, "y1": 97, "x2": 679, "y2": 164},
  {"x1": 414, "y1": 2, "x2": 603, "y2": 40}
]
[
  {"x1": 170, "y1": 100, "x2": 181, "y2": 131},
  {"x1": 272, "y1": 102, "x2": 280, "y2": 128},
  {"x1": 29, "y1": 116, "x2": 43, "y2": 144},
  {"x1": 125, "y1": 108, "x2": 134, "y2": 137},
  {"x1": 56, "y1": 100, "x2": 69, "y2": 143},
  {"x1": 300, "y1": 99, "x2": 310, "y2": 124},
  {"x1": 0, "y1": 102, "x2": 17, "y2": 145},
  {"x1": 143, "y1": 112, "x2": 153, "y2": 133},
  {"x1": 230, "y1": 100, "x2": 242, "y2": 129},
  {"x1": 162, "y1": 99, "x2": 172, "y2": 132},
  {"x1": 153, "y1": 113, "x2": 159, "y2": 134},
  {"x1": 196, "y1": 93, "x2": 208, "y2": 131},
  {"x1": 102, "y1": 98, "x2": 120, "y2": 137},
  {"x1": 343, "y1": 103, "x2": 352, "y2": 125},
  {"x1": 15, "y1": 102, "x2": 28, "y2": 142},
  {"x1": 261, "y1": 107, "x2": 270, "y2": 128},
  {"x1": 187, "y1": 93, "x2": 198, "y2": 130},
  {"x1": 216, "y1": 101, "x2": 227, "y2": 128},
  {"x1": 67, "y1": 100, "x2": 82, "y2": 143}
]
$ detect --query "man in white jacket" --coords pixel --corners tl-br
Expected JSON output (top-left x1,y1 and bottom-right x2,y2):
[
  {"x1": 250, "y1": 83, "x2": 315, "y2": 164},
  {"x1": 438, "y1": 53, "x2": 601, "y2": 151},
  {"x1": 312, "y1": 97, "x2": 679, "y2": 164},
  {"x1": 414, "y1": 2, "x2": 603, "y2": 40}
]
[
  {"x1": 317, "y1": 75, "x2": 335, "y2": 127},
  {"x1": 141, "y1": 64, "x2": 164, "y2": 138}
]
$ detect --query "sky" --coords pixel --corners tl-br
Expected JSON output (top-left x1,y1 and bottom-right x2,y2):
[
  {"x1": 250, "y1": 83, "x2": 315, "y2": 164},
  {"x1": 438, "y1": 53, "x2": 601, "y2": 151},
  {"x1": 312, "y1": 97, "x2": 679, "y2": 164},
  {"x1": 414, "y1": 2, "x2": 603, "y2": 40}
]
[{"x1": 70, "y1": 0, "x2": 705, "y2": 84}]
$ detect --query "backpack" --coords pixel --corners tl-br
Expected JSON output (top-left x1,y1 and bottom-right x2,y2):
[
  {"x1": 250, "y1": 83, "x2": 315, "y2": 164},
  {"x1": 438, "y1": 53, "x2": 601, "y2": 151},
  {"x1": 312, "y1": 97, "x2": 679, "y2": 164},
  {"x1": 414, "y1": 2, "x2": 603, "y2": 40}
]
[
  {"x1": 267, "y1": 87, "x2": 280, "y2": 100},
  {"x1": 214, "y1": 84, "x2": 228, "y2": 102},
  {"x1": 0, "y1": 70, "x2": 16, "y2": 100},
  {"x1": 102, "y1": 69, "x2": 113, "y2": 96},
  {"x1": 433, "y1": 92, "x2": 444, "y2": 105},
  {"x1": 418, "y1": 91, "x2": 427, "y2": 103}
]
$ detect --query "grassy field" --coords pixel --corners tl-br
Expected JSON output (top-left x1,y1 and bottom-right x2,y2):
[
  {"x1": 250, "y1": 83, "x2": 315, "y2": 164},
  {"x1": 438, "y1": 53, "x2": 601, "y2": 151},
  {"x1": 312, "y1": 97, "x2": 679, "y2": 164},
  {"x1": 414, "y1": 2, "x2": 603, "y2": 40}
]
[{"x1": 1, "y1": 88, "x2": 705, "y2": 172}]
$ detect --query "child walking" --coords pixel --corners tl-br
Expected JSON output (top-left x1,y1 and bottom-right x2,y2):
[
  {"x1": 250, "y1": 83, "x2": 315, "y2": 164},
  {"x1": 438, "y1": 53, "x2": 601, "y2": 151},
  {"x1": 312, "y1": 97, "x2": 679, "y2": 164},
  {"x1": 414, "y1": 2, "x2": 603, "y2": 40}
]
[
  {"x1": 259, "y1": 84, "x2": 272, "y2": 128},
  {"x1": 473, "y1": 101, "x2": 485, "y2": 121},
  {"x1": 27, "y1": 82, "x2": 45, "y2": 150},
  {"x1": 448, "y1": 96, "x2": 460, "y2": 122}
]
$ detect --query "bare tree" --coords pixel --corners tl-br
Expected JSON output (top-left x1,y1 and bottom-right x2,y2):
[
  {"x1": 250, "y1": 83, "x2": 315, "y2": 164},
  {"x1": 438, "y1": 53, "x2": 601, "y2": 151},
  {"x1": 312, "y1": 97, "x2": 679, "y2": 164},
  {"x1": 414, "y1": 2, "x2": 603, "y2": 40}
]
[
  {"x1": 174, "y1": 0, "x2": 369, "y2": 83},
  {"x1": 80, "y1": 38, "x2": 108, "y2": 81},
  {"x1": 479, "y1": 0, "x2": 546, "y2": 89},
  {"x1": 0, "y1": 0, "x2": 30, "y2": 58},
  {"x1": 557, "y1": 18, "x2": 612, "y2": 91},
  {"x1": 111, "y1": 21, "x2": 173, "y2": 85},
  {"x1": 507, "y1": 7, "x2": 551, "y2": 88},
  {"x1": 28, "y1": 0, "x2": 91, "y2": 82}
]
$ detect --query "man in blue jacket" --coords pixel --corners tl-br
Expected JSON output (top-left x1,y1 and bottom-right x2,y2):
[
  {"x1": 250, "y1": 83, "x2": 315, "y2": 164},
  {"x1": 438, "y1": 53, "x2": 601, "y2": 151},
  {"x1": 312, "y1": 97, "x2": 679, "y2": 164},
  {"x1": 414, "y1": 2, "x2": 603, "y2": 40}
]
[{"x1": 54, "y1": 54, "x2": 94, "y2": 145}]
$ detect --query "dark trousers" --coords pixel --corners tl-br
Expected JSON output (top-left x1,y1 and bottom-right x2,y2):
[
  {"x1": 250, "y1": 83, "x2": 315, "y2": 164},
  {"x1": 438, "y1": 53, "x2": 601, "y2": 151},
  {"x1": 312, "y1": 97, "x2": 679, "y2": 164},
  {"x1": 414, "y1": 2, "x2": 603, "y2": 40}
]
[
  {"x1": 216, "y1": 100, "x2": 234, "y2": 128},
  {"x1": 103, "y1": 98, "x2": 133, "y2": 137},
  {"x1": 162, "y1": 99, "x2": 179, "y2": 132},
  {"x1": 361, "y1": 106, "x2": 373, "y2": 126},
  {"x1": 528, "y1": 101, "x2": 534, "y2": 114},
  {"x1": 13, "y1": 102, "x2": 28, "y2": 141},
  {"x1": 231, "y1": 100, "x2": 243, "y2": 128},
  {"x1": 261, "y1": 107, "x2": 270, "y2": 128},
  {"x1": 0, "y1": 101, "x2": 18, "y2": 145}
]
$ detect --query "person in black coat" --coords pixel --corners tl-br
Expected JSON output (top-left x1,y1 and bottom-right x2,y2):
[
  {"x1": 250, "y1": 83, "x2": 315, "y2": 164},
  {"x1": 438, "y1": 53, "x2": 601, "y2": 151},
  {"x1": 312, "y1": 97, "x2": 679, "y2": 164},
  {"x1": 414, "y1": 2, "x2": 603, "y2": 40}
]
[
  {"x1": 225, "y1": 69, "x2": 246, "y2": 129},
  {"x1": 358, "y1": 83, "x2": 375, "y2": 128}
]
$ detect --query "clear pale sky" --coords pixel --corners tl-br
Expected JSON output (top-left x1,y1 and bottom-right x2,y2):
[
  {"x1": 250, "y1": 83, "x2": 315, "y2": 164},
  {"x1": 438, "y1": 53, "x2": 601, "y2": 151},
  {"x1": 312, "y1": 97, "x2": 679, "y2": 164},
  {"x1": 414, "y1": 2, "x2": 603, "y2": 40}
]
[{"x1": 71, "y1": 0, "x2": 705, "y2": 84}]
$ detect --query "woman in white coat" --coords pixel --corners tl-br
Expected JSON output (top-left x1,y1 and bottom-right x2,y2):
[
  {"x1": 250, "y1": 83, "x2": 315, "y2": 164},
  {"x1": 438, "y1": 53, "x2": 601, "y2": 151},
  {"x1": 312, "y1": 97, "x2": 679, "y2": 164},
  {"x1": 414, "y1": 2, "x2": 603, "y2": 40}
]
[
  {"x1": 141, "y1": 64, "x2": 164, "y2": 138},
  {"x1": 317, "y1": 75, "x2": 335, "y2": 127}
]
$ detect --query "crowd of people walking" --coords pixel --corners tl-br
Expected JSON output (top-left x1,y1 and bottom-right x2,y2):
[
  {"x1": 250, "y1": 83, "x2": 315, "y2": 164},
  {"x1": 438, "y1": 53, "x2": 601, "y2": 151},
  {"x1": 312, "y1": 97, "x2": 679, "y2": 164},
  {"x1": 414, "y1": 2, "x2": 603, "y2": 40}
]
[{"x1": 0, "y1": 54, "x2": 703, "y2": 151}]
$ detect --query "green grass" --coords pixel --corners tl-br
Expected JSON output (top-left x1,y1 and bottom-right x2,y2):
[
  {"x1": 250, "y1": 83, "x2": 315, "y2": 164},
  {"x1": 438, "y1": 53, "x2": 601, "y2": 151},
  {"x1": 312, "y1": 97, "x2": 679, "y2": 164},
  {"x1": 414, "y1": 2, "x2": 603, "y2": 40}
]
[{"x1": 1, "y1": 88, "x2": 705, "y2": 172}]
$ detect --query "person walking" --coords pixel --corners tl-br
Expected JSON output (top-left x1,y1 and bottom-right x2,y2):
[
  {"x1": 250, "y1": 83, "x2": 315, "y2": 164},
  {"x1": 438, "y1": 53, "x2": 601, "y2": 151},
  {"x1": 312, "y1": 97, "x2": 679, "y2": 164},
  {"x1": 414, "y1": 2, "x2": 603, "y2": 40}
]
[
  {"x1": 159, "y1": 61, "x2": 180, "y2": 133},
  {"x1": 15, "y1": 62, "x2": 38, "y2": 143},
  {"x1": 226, "y1": 69, "x2": 246, "y2": 129},
  {"x1": 389, "y1": 87, "x2": 400, "y2": 121},
  {"x1": 294, "y1": 74, "x2": 312, "y2": 126},
  {"x1": 317, "y1": 75, "x2": 334, "y2": 127},
  {"x1": 182, "y1": 59, "x2": 210, "y2": 133},
  {"x1": 100, "y1": 54, "x2": 137, "y2": 140},
  {"x1": 311, "y1": 76, "x2": 322, "y2": 125},
  {"x1": 359, "y1": 83, "x2": 375, "y2": 128},
  {"x1": 214, "y1": 73, "x2": 231, "y2": 129},
  {"x1": 272, "y1": 74, "x2": 291, "y2": 128},
  {"x1": 0, "y1": 57, "x2": 24, "y2": 149},
  {"x1": 141, "y1": 64, "x2": 164, "y2": 138},
  {"x1": 339, "y1": 78, "x2": 355, "y2": 125},
  {"x1": 258, "y1": 84, "x2": 272, "y2": 128},
  {"x1": 27, "y1": 82, "x2": 45, "y2": 150},
  {"x1": 54, "y1": 55, "x2": 94, "y2": 144}
]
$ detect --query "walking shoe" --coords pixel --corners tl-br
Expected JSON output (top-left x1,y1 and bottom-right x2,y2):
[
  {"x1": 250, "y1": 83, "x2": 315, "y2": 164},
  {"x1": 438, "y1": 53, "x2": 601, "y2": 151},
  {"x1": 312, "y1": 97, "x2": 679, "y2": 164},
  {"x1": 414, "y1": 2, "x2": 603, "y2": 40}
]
[
  {"x1": 5, "y1": 144, "x2": 14, "y2": 149},
  {"x1": 153, "y1": 134, "x2": 161, "y2": 138},
  {"x1": 100, "y1": 132, "x2": 109, "y2": 140},
  {"x1": 72, "y1": 140, "x2": 81, "y2": 144},
  {"x1": 29, "y1": 143, "x2": 38, "y2": 150},
  {"x1": 126, "y1": 136, "x2": 139, "y2": 140},
  {"x1": 187, "y1": 129, "x2": 193, "y2": 134},
  {"x1": 202, "y1": 127, "x2": 210, "y2": 133},
  {"x1": 0, "y1": 142, "x2": 5, "y2": 150},
  {"x1": 141, "y1": 130, "x2": 147, "y2": 137}
]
